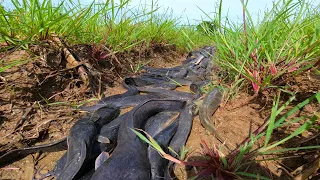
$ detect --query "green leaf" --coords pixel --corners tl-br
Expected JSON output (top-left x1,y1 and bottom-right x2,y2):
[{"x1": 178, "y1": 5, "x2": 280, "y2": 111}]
[
  {"x1": 315, "y1": 92, "x2": 320, "y2": 103},
  {"x1": 261, "y1": 115, "x2": 317, "y2": 152},
  {"x1": 263, "y1": 145, "x2": 320, "y2": 154},
  {"x1": 274, "y1": 93, "x2": 317, "y2": 128},
  {"x1": 131, "y1": 129, "x2": 152, "y2": 145},
  {"x1": 264, "y1": 95, "x2": 279, "y2": 147},
  {"x1": 236, "y1": 172, "x2": 270, "y2": 180},
  {"x1": 131, "y1": 128, "x2": 165, "y2": 154},
  {"x1": 0, "y1": 60, "x2": 28, "y2": 73}
]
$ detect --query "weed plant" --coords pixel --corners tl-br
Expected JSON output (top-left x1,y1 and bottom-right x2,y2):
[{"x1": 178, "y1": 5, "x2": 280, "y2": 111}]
[
  {"x1": 133, "y1": 92, "x2": 320, "y2": 179},
  {"x1": 0, "y1": 0, "x2": 208, "y2": 54},
  {"x1": 197, "y1": 0, "x2": 320, "y2": 93}
]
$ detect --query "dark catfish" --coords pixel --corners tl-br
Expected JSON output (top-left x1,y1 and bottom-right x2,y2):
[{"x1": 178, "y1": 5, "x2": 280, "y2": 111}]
[
  {"x1": 97, "y1": 105, "x2": 179, "y2": 151},
  {"x1": 182, "y1": 46, "x2": 215, "y2": 65},
  {"x1": 189, "y1": 80, "x2": 210, "y2": 94},
  {"x1": 122, "y1": 76, "x2": 178, "y2": 90},
  {"x1": 143, "y1": 66, "x2": 183, "y2": 72},
  {"x1": 78, "y1": 87, "x2": 138, "y2": 112},
  {"x1": 49, "y1": 140, "x2": 104, "y2": 180},
  {"x1": 168, "y1": 103, "x2": 194, "y2": 156},
  {"x1": 98, "y1": 112, "x2": 130, "y2": 151},
  {"x1": 1, "y1": 106, "x2": 118, "y2": 169},
  {"x1": 142, "y1": 67, "x2": 187, "y2": 79},
  {"x1": 198, "y1": 88, "x2": 222, "y2": 134},
  {"x1": 37, "y1": 105, "x2": 119, "y2": 179},
  {"x1": 123, "y1": 75, "x2": 195, "y2": 91},
  {"x1": 135, "y1": 87, "x2": 194, "y2": 101},
  {"x1": 0, "y1": 138, "x2": 67, "y2": 168},
  {"x1": 200, "y1": 46, "x2": 215, "y2": 58},
  {"x1": 80, "y1": 93, "x2": 162, "y2": 112},
  {"x1": 87, "y1": 105, "x2": 120, "y2": 131},
  {"x1": 90, "y1": 100, "x2": 186, "y2": 180},
  {"x1": 99, "y1": 86, "x2": 139, "y2": 101},
  {"x1": 144, "y1": 111, "x2": 180, "y2": 137},
  {"x1": 165, "y1": 103, "x2": 195, "y2": 179},
  {"x1": 199, "y1": 88, "x2": 230, "y2": 149},
  {"x1": 123, "y1": 75, "x2": 184, "y2": 86},
  {"x1": 140, "y1": 73, "x2": 194, "y2": 86},
  {"x1": 184, "y1": 67, "x2": 206, "y2": 82},
  {"x1": 54, "y1": 118, "x2": 97, "y2": 180},
  {"x1": 147, "y1": 115, "x2": 180, "y2": 180}
]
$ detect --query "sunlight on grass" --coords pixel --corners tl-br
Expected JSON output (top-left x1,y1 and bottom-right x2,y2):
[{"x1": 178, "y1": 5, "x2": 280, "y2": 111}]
[
  {"x1": 0, "y1": 0, "x2": 207, "y2": 53},
  {"x1": 134, "y1": 92, "x2": 320, "y2": 179},
  {"x1": 197, "y1": 0, "x2": 320, "y2": 93}
]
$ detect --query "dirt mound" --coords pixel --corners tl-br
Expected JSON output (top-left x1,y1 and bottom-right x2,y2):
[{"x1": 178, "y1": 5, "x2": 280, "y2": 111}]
[
  {"x1": 0, "y1": 43, "x2": 181, "y2": 165},
  {"x1": 0, "y1": 44, "x2": 319, "y2": 179}
]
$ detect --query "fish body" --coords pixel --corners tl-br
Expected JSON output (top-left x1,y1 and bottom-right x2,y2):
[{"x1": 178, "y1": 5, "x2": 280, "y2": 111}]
[
  {"x1": 0, "y1": 138, "x2": 67, "y2": 168},
  {"x1": 56, "y1": 118, "x2": 97, "y2": 180},
  {"x1": 148, "y1": 116, "x2": 179, "y2": 180},
  {"x1": 90, "y1": 100, "x2": 185, "y2": 180},
  {"x1": 144, "y1": 111, "x2": 180, "y2": 137}
]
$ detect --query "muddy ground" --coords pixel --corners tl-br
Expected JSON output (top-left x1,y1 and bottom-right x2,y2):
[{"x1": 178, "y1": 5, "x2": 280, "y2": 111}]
[{"x1": 0, "y1": 44, "x2": 319, "y2": 180}]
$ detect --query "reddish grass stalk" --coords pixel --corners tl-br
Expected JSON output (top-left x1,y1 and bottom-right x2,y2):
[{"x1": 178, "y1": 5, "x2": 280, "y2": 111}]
[
  {"x1": 270, "y1": 63, "x2": 277, "y2": 75},
  {"x1": 242, "y1": 0, "x2": 248, "y2": 50},
  {"x1": 252, "y1": 70, "x2": 260, "y2": 93}
]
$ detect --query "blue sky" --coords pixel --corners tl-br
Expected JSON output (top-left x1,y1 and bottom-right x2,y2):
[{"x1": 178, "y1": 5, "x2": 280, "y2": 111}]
[
  {"x1": 135, "y1": 0, "x2": 273, "y2": 24},
  {"x1": 2, "y1": 0, "x2": 318, "y2": 25},
  {"x1": 79, "y1": 0, "x2": 275, "y2": 24}
]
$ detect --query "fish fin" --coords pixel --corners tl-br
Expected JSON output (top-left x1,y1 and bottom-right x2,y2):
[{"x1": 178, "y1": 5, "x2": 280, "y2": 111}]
[
  {"x1": 95, "y1": 151, "x2": 110, "y2": 170},
  {"x1": 97, "y1": 135, "x2": 110, "y2": 144}
]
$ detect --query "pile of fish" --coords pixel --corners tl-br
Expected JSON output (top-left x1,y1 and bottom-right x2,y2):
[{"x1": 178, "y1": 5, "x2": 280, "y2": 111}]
[{"x1": 0, "y1": 46, "x2": 225, "y2": 180}]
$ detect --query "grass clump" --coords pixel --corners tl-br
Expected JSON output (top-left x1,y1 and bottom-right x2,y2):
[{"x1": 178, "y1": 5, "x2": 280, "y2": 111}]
[
  {"x1": 134, "y1": 92, "x2": 320, "y2": 179},
  {"x1": 198, "y1": 0, "x2": 320, "y2": 93},
  {"x1": 0, "y1": 0, "x2": 208, "y2": 54}
]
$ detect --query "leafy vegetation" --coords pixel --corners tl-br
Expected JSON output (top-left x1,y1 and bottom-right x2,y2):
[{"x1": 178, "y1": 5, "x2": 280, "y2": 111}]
[
  {"x1": 2, "y1": 0, "x2": 318, "y2": 93},
  {"x1": 0, "y1": 0, "x2": 209, "y2": 53},
  {"x1": 133, "y1": 92, "x2": 320, "y2": 179},
  {"x1": 198, "y1": 0, "x2": 320, "y2": 93},
  {"x1": 196, "y1": 21, "x2": 218, "y2": 34}
]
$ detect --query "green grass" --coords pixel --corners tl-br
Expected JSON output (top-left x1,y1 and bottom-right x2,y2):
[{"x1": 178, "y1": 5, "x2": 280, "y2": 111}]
[
  {"x1": 0, "y1": 58, "x2": 28, "y2": 73},
  {"x1": 198, "y1": 0, "x2": 320, "y2": 93},
  {"x1": 1, "y1": 0, "x2": 319, "y2": 93},
  {"x1": 134, "y1": 92, "x2": 320, "y2": 179},
  {"x1": 0, "y1": 0, "x2": 209, "y2": 54}
]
